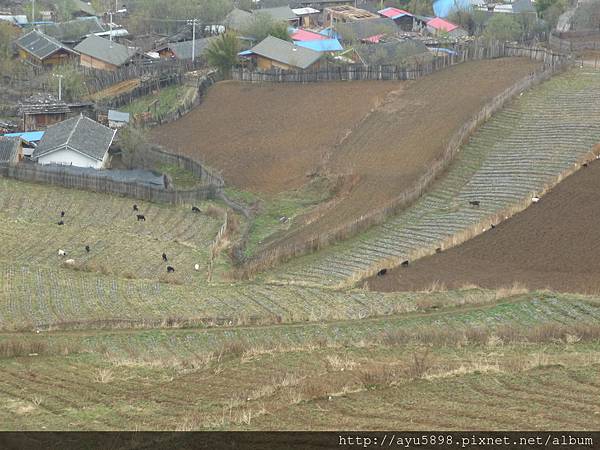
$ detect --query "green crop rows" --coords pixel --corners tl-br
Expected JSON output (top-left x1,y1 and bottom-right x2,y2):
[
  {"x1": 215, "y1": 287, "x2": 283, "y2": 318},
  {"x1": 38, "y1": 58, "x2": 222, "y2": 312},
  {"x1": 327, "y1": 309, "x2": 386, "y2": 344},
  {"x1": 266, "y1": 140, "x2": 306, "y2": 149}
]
[{"x1": 269, "y1": 69, "x2": 600, "y2": 287}]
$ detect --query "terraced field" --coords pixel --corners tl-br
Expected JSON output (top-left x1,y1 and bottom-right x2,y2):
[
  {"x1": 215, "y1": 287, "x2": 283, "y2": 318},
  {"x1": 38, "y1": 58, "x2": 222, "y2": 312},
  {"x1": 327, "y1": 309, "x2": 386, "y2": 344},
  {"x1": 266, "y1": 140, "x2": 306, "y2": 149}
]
[
  {"x1": 0, "y1": 178, "x2": 222, "y2": 284},
  {"x1": 268, "y1": 68, "x2": 600, "y2": 288},
  {"x1": 1, "y1": 292, "x2": 599, "y2": 430}
]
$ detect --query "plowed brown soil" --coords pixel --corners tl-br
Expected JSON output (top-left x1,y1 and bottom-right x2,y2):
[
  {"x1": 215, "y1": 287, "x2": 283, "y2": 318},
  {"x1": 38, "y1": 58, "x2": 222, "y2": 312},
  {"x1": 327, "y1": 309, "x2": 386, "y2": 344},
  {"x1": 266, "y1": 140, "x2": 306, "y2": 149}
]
[
  {"x1": 365, "y1": 160, "x2": 600, "y2": 295},
  {"x1": 150, "y1": 80, "x2": 399, "y2": 194},
  {"x1": 151, "y1": 58, "x2": 540, "y2": 259}
]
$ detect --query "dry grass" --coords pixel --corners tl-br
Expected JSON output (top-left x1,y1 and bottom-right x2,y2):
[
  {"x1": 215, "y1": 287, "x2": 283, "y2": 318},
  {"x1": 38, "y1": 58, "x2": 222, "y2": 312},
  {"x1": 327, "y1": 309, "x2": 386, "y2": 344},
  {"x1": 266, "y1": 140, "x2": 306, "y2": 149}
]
[
  {"x1": 0, "y1": 340, "x2": 47, "y2": 358},
  {"x1": 94, "y1": 368, "x2": 114, "y2": 384},
  {"x1": 206, "y1": 204, "x2": 226, "y2": 220}
]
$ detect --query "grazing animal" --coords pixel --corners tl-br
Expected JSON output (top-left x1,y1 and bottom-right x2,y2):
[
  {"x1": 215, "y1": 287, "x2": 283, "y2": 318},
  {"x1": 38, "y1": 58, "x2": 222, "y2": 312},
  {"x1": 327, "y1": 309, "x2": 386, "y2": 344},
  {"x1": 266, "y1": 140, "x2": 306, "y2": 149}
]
[
  {"x1": 85, "y1": 245, "x2": 90, "y2": 253},
  {"x1": 57, "y1": 220, "x2": 64, "y2": 225},
  {"x1": 133, "y1": 204, "x2": 139, "y2": 211},
  {"x1": 167, "y1": 266, "x2": 175, "y2": 273},
  {"x1": 136, "y1": 214, "x2": 145, "y2": 221},
  {"x1": 532, "y1": 197, "x2": 540, "y2": 203},
  {"x1": 60, "y1": 211, "x2": 65, "y2": 217},
  {"x1": 583, "y1": 162, "x2": 589, "y2": 168},
  {"x1": 491, "y1": 224, "x2": 496, "y2": 229},
  {"x1": 436, "y1": 247, "x2": 442, "y2": 253},
  {"x1": 377, "y1": 268, "x2": 387, "y2": 276},
  {"x1": 279, "y1": 216, "x2": 289, "y2": 224},
  {"x1": 162, "y1": 253, "x2": 168, "y2": 262},
  {"x1": 58, "y1": 249, "x2": 67, "y2": 256},
  {"x1": 194, "y1": 263, "x2": 200, "y2": 271},
  {"x1": 65, "y1": 259, "x2": 75, "y2": 265},
  {"x1": 191, "y1": 206, "x2": 201, "y2": 213},
  {"x1": 401, "y1": 260, "x2": 409, "y2": 267},
  {"x1": 469, "y1": 200, "x2": 480, "y2": 207}
]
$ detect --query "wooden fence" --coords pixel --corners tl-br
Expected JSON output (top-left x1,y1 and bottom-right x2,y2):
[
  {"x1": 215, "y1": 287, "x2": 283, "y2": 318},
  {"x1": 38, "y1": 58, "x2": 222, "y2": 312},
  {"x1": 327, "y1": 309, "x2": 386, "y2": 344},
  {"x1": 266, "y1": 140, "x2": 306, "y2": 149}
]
[
  {"x1": 83, "y1": 58, "x2": 208, "y2": 94},
  {"x1": 234, "y1": 60, "x2": 568, "y2": 278},
  {"x1": 133, "y1": 71, "x2": 222, "y2": 127},
  {"x1": 2, "y1": 156, "x2": 223, "y2": 205},
  {"x1": 549, "y1": 31, "x2": 600, "y2": 52},
  {"x1": 232, "y1": 42, "x2": 569, "y2": 83}
]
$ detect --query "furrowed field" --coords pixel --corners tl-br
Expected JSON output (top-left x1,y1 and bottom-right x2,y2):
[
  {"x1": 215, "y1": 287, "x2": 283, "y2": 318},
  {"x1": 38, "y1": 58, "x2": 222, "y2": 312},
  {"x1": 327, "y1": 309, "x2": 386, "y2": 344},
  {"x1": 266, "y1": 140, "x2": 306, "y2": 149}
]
[{"x1": 0, "y1": 177, "x2": 223, "y2": 284}]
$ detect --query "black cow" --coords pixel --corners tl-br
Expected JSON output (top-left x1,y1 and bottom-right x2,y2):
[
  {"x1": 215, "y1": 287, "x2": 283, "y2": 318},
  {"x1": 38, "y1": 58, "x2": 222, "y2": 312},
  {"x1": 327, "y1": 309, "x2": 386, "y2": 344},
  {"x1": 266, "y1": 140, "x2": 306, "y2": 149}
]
[
  {"x1": 136, "y1": 214, "x2": 145, "y2": 221},
  {"x1": 191, "y1": 206, "x2": 201, "y2": 213},
  {"x1": 167, "y1": 266, "x2": 175, "y2": 273},
  {"x1": 85, "y1": 245, "x2": 90, "y2": 253},
  {"x1": 60, "y1": 211, "x2": 65, "y2": 217},
  {"x1": 491, "y1": 224, "x2": 496, "y2": 229},
  {"x1": 377, "y1": 268, "x2": 387, "y2": 276},
  {"x1": 133, "y1": 204, "x2": 139, "y2": 212},
  {"x1": 57, "y1": 220, "x2": 64, "y2": 226},
  {"x1": 583, "y1": 162, "x2": 589, "y2": 168},
  {"x1": 401, "y1": 260, "x2": 409, "y2": 267},
  {"x1": 469, "y1": 201, "x2": 480, "y2": 207},
  {"x1": 162, "y1": 253, "x2": 168, "y2": 262},
  {"x1": 436, "y1": 247, "x2": 442, "y2": 254}
]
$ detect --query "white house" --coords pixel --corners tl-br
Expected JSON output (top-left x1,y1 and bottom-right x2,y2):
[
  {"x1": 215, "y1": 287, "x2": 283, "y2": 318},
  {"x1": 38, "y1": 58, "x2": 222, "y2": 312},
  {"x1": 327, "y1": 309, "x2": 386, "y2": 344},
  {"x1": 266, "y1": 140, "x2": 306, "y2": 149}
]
[
  {"x1": 32, "y1": 115, "x2": 116, "y2": 169},
  {"x1": 107, "y1": 109, "x2": 130, "y2": 128}
]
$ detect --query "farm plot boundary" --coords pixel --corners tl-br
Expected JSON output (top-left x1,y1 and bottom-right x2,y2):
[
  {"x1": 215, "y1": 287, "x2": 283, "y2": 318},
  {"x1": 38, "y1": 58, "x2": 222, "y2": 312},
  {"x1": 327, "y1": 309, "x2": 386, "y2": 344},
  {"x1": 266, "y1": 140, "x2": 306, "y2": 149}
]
[
  {"x1": 235, "y1": 62, "x2": 566, "y2": 279},
  {"x1": 0, "y1": 145, "x2": 224, "y2": 205},
  {"x1": 233, "y1": 43, "x2": 567, "y2": 83}
]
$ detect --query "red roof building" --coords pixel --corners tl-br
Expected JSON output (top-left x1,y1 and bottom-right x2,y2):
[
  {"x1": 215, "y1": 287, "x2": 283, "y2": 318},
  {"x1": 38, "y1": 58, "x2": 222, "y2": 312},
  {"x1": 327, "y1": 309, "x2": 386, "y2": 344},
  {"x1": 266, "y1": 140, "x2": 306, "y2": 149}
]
[
  {"x1": 426, "y1": 17, "x2": 459, "y2": 32},
  {"x1": 290, "y1": 29, "x2": 328, "y2": 41}
]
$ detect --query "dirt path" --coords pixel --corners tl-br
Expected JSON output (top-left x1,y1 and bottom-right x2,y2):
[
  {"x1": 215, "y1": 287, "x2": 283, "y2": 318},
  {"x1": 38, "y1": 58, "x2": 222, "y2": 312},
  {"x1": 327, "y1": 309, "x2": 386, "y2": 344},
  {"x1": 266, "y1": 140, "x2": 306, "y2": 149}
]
[
  {"x1": 85, "y1": 78, "x2": 140, "y2": 101},
  {"x1": 365, "y1": 159, "x2": 600, "y2": 295}
]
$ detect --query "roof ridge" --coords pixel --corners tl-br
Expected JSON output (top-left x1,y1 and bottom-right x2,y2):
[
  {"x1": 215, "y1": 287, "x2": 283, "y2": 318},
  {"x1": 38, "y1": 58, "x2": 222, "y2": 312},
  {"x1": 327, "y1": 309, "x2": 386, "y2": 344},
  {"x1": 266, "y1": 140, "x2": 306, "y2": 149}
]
[{"x1": 65, "y1": 115, "x2": 82, "y2": 148}]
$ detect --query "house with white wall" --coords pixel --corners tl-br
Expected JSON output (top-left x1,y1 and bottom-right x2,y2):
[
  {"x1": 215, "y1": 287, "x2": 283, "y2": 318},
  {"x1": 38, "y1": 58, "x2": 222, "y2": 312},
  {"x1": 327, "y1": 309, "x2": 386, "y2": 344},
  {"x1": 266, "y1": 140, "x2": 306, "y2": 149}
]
[{"x1": 32, "y1": 115, "x2": 116, "y2": 169}]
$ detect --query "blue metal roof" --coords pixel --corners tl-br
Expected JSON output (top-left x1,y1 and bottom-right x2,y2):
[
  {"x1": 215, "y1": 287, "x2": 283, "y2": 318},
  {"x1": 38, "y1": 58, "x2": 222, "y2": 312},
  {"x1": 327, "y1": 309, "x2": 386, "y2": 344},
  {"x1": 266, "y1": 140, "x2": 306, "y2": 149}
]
[
  {"x1": 433, "y1": 0, "x2": 471, "y2": 17},
  {"x1": 238, "y1": 49, "x2": 253, "y2": 56},
  {"x1": 4, "y1": 131, "x2": 45, "y2": 142},
  {"x1": 295, "y1": 39, "x2": 343, "y2": 52},
  {"x1": 318, "y1": 27, "x2": 340, "y2": 39}
]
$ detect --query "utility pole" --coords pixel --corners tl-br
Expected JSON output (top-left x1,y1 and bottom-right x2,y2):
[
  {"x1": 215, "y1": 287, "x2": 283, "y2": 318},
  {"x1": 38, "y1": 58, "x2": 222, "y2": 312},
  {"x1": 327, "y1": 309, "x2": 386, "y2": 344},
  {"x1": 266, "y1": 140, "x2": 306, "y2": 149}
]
[
  {"x1": 31, "y1": 0, "x2": 35, "y2": 24},
  {"x1": 188, "y1": 19, "x2": 198, "y2": 63},
  {"x1": 109, "y1": 10, "x2": 113, "y2": 46},
  {"x1": 53, "y1": 74, "x2": 63, "y2": 100}
]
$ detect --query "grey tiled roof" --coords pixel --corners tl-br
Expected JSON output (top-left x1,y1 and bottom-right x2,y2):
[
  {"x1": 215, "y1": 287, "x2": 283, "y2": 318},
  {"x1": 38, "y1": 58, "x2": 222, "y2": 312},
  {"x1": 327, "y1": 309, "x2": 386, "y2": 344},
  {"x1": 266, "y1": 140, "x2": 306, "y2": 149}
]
[
  {"x1": 249, "y1": 35, "x2": 322, "y2": 69},
  {"x1": 20, "y1": 93, "x2": 71, "y2": 115},
  {"x1": 336, "y1": 17, "x2": 398, "y2": 41},
  {"x1": 253, "y1": 6, "x2": 298, "y2": 21},
  {"x1": 74, "y1": 35, "x2": 138, "y2": 66},
  {"x1": 39, "y1": 17, "x2": 105, "y2": 43},
  {"x1": 15, "y1": 30, "x2": 78, "y2": 60},
  {"x1": 224, "y1": 8, "x2": 253, "y2": 30},
  {"x1": 0, "y1": 137, "x2": 20, "y2": 164},
  {"x1": 33, "y1": 116, "x2": 116, "y2": 161},
  {"x1": 165, "y1": 37, "x2": 216, "y2": 60}
]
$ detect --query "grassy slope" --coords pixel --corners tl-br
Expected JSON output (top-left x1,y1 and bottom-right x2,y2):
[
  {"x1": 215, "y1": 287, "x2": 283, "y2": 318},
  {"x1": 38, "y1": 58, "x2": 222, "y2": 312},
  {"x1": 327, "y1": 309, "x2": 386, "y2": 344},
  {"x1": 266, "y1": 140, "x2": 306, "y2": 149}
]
[{"x1": 1, "y1": 292, "x2": 599, "y2": 430}]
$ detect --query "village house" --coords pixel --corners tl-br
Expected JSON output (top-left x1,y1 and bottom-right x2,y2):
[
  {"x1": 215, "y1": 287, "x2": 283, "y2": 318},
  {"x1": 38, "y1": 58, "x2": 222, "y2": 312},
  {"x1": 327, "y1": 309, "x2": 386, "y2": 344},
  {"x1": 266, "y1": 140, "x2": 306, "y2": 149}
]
[
  {"x1": 107, "y1": 110, "x2": 130, "y2": 128},
  {"x1": 426, "y1": 17, "x2": 468, "y2": 39},
  {"x1": 241, "y1": 35, "x2": 323, "y2": 70},
  {"x1": 32, "y1": 116, "x2": 116, "y2": 169},
  {"x1": 3, "y1": 131, "x2": 44, "y2": 158},
  {"x1": 0, "y1": 136, "x2": 23, "y2": 166},
  {"x1": 378, "y1": 7, "x2": 419, "y2": 31},
  {"x1": 74, "y1": 35, "x2": 139, "y2": 70},
  {"x1": 19, "y1": 94, "x2": 71, "y2": 132},
  {"x1": 224, "y1": 8, "x2": 254, "y2": 32},
  {"x1": 15, "y1": 30, "x2": 79, "y2": 66},
  {"x1": 291, "y1": 7, "x2": 320, "y2": 28},
  {"x1": 38, "y1": 17, "x2": 106, "y2": 45},
  {"x1": 253, "y1": 6, "x2": 299, "y2": 25},
  {"x1": 325, "y1": 5, "x2": 380, "y2": 27},
  {"x1": 156, "y1": 37, "x2": 216, "y2": 60},
  {"x1": 71, "y1": 0, "x2": 97, "y2": 18}
]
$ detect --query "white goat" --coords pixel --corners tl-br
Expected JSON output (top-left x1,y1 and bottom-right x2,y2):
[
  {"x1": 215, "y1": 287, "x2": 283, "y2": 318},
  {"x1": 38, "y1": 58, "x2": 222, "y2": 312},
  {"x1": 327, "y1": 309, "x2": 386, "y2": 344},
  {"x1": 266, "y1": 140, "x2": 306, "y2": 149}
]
[
  {"x1": 58, "y1": 249, "x2": 67, "y2": 256},
  {"x1": 532, "y1": 197, "x2": 540, "y2": 203},
  {"x1": 194, "y1": 263, "x2": 200, "y2": 271},
  {"x1": 65, "y1": 259, "x2": 75, "y2": 265}
]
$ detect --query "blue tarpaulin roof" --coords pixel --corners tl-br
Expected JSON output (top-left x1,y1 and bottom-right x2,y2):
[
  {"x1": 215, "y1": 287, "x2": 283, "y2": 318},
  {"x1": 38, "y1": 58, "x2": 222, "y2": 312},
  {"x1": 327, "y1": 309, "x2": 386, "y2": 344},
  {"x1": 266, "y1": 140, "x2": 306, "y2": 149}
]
[
  {"x1": 318, "y1": 27, "x2": 340, "y2": 39},
  {"x1": 295, "y1": 39, "x2": 343, "y2": 52},
  {"x1": 433, "y1": 0, "x2": 471, "y2": 17},
  {"x1": 4, "y1": 131, "x2": 44, "y2": 142}
]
